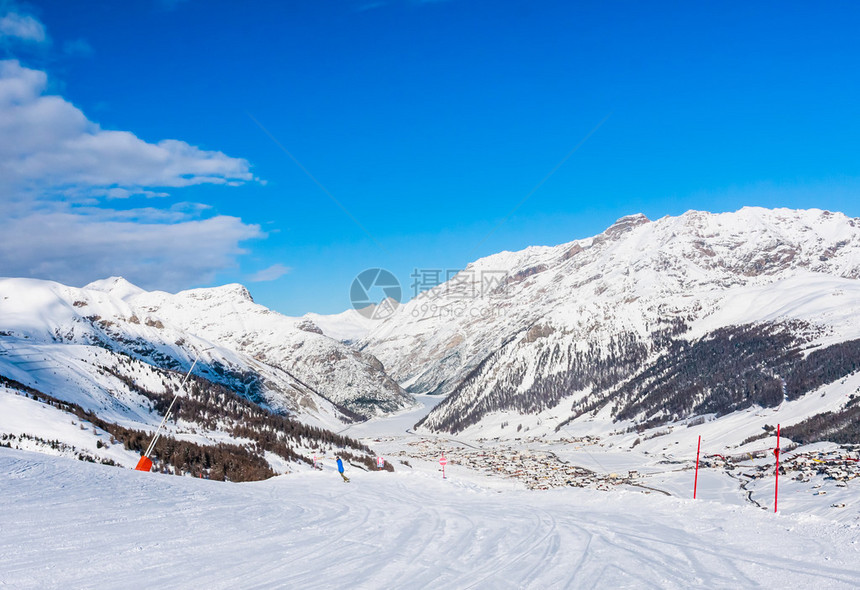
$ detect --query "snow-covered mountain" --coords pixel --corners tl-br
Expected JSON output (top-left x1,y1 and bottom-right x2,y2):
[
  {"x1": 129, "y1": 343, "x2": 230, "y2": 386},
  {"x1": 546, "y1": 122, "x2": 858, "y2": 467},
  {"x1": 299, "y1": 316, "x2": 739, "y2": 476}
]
[
  {"x1": 359, "y1": 207, "x2": 860, "y2": 437},
  {"x1": 1, "y1": 276, "x2": 412, "y2": 420},
  {"x1": 7, "y1": 206, "x2": 860, "y2": 471},
  {"x1": 111, "y1": 279, "x2": 412, "y2": 417},
  {"x1": 0, "y1": 277, "x2": 413, "y2": 477},
  {"x1": 303, "y1": 308, "x2": 375, "y2": 343}
]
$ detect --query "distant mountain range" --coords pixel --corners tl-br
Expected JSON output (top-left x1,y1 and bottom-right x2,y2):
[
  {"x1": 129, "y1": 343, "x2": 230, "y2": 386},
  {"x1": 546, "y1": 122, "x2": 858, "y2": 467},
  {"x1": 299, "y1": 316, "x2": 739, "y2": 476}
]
[
  {"x1": 356, "y1": 207, "x2": 860, "y2": 442},
  {"x1": 5, "y1": 206, "x2": 860, "y2": 474},
  {"x1": 0, "y1": 276, "x2": 412, "y2": 479},
  {"x1": 0, "y1": 276, "x2": 412, "y2": 421}
]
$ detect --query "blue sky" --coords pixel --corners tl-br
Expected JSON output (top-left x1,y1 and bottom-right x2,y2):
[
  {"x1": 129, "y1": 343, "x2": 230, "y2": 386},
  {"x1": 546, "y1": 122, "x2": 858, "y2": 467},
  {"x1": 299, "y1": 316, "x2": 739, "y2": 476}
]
[{"x1": 2, "y1": 1, "x2": 860, "y2": 315}]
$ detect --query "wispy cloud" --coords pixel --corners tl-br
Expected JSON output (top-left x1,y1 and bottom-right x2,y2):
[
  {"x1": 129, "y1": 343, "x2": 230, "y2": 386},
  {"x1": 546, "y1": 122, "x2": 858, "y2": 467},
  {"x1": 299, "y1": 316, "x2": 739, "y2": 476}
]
[
  {"x1": 87, "y1": 188, "x2": 170, "y2": 200},
  {"x1": 0, "y1": 60, "x2": 256, "y2": 200},
  {"x1": 249, "y1": 263, "x2": 292, "y2": 283},
  {"x1": 0, "y1": 59, "x2": 263, "y2": 290},
  {"x1": 0, "y1": 11, "x2": 46, "y2": 43}
]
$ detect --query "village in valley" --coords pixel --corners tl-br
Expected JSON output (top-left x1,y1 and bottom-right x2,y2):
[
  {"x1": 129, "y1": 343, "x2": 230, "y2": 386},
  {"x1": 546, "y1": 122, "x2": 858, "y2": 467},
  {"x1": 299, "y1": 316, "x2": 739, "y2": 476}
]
[{"x1": 381, "y1": 434, "x2": 860, "y2": 505}]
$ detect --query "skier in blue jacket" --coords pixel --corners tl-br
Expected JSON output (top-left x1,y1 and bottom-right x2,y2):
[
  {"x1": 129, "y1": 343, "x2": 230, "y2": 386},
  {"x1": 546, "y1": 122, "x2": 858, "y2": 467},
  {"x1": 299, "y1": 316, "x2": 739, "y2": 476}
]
[{"x1": 336, "y1": 457, "x2": 349, "y2": 482}]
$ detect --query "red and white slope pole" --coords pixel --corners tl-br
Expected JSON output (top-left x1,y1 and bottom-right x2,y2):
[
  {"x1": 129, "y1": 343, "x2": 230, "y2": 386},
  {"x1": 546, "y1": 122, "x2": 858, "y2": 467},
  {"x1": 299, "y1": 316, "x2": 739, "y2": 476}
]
[
  {"x1": 694, "y1": 435, "x2": 701, "y2": 499},
  {"x1": 135, "y1": 350, "x2": 207, "y2": 472},
  {"x1": 773, "y1": 424, "x2": 781, "y2": 513}
]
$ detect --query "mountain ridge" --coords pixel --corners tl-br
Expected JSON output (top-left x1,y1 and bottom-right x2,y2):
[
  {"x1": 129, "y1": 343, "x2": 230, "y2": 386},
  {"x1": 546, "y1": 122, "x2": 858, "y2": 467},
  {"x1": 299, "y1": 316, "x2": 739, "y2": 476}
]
[
  {"x1": 5, "y1": 206, "x2": 860, "y2": 471},
  {"x1": 355, "y1": 207, "x2": 860, "y2": 439},
  {"x1": 0, "y1": 276, "x2": 416, "y2": 476}
]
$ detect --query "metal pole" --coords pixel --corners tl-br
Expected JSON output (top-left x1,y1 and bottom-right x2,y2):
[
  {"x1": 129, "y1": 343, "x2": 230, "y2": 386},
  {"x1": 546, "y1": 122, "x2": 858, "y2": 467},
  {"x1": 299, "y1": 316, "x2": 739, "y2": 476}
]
[{"x1": 142, "y1": 351, "x2": 205, "y2": 459}]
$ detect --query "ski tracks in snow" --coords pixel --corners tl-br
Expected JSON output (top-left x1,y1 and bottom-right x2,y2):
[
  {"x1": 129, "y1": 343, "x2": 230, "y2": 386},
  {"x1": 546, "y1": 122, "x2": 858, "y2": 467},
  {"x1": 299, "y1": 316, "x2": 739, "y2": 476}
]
[{"x1": 2, "y1": 450, "x2": 860, "y2": 589}]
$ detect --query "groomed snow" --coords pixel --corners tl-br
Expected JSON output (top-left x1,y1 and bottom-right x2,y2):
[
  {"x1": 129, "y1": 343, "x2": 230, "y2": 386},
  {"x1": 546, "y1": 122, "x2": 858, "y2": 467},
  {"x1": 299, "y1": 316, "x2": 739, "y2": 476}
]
[{"x1": 2, "y1": 447, "x2": 860, "y2": 589}]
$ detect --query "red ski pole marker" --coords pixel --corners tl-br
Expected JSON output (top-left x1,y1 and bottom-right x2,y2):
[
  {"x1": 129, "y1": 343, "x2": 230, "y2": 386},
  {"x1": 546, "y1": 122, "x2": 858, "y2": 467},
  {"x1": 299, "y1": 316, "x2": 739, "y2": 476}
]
[
  {"x1": 694, "y1": 435, "x2": 701, "y2": 499},
  {"x1": 774, "y1": 424, "x2": 780, "y2": 513}
]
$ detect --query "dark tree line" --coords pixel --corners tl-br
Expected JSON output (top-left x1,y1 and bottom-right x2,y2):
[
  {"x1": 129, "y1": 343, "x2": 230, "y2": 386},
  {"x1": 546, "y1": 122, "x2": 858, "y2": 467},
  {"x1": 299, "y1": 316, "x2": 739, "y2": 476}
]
[
  {"x1": 118, "y1": 426, "x2": 276, "y2": 481},
  {"x1": 2, "y1": 363, "x2": 381, "y2": 481},
  {"x1": 782, "y1": 403, "x2": 860, "y2": 445},
  {"x1": 419, "y1": 317, "x2": 860, "y2": 444},
  {"x1": 612, "y1": 323, "x2": 800, "y2": 422},
  {"x1": 102, "y1": 364, "x2": 375, "y2": 462},
  {"x1": 416, "y1": 333, "x2": 522, "y2": 432},
  {"x1": 421, "y1": 330, "x2": 650, "y2": 434},
  {"x1": 1, "y1": 375, "x2": 274, "y2": 481},
  {"x1": 610, "y1": 323, "x2": 860, "y2": 435},
  {"x1": 784, "y1": 340, "x2": 860, "y2": 399}
]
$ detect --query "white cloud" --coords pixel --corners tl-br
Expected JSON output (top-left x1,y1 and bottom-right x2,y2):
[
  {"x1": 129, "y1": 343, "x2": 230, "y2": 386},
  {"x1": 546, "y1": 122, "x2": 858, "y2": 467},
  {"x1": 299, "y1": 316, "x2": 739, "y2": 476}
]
[
  {"x1": 0, "y1": 211, "x2": 263, "y2": 291},
  {"x1": 0, "y1": 60, "x2": 255, "y2": 196},
  {"x1": 0, "y1": 59, "x2": 265, "y2": 291},
  {"x1": 0, "y1": 12, "x2": 46, "y2": 43},
  {"x1": 249, "y1": 264, "x2": 292, "y2": 283},
  {"x1": 88, "y1": 188, "x2": 170, "y2": 200}
]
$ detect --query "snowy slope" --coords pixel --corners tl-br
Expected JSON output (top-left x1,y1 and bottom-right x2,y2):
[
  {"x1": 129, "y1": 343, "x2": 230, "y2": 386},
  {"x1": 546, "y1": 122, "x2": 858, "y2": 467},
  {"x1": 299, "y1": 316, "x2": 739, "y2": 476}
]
[
  {"x1": 2, "y1": 447, "x2": 859, "y2": 589},
  {"x1": 303, "y1": 308, "x2": 376, "y2": 343},
  {"x1": 0, "y1": 276, "x2": 412, "y2": 422},
  {"x1": 358, "y1": 207, "x2": 860, "y2": 437},
  {"x1": 121, "y1": 281, "x2": 412, "y2": 416},
  {"x1": 0, "y1": 276, "x2": 411, "y2": 476},
  {"x1": 0, "y1": 383, "x2": 143, "y2": 468}
]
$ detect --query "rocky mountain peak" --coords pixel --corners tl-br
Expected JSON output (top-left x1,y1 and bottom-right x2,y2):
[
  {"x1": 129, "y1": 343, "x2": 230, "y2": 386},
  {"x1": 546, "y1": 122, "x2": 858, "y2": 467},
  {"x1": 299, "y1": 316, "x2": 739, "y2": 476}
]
[{"x1": 604, "y1": 213, "x2": 651, "y2": 238}]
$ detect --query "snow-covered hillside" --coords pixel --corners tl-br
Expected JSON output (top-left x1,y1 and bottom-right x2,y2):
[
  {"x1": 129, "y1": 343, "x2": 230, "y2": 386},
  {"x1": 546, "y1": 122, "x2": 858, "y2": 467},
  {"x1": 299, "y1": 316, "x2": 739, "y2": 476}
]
[
  {"x1": 0, "y1": 276, "x2": 412, "y2": 422},
  {"x1": 359, "y1": 207, "x2": 860, "y2": 439},
  {"x1": 117, "y1": 279, "x2": 412, "y2": 416},
  {"x1": 0, "y1": 276, "x2": 413, "y2": 478}
]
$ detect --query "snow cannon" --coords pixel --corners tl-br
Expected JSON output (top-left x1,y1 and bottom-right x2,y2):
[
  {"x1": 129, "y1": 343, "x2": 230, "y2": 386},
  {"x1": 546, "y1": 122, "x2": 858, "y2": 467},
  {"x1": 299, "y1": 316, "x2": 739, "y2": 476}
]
[{"x1": 135, "y1": 455, "x2": 153, "y2": 472}]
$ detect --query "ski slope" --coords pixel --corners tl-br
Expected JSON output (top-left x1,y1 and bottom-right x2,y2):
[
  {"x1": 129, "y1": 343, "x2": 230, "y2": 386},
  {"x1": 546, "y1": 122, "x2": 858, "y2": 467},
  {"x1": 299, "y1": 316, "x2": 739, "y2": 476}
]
[{"x1": 2, "y1": 447, "x2": 859, "y2": 589}]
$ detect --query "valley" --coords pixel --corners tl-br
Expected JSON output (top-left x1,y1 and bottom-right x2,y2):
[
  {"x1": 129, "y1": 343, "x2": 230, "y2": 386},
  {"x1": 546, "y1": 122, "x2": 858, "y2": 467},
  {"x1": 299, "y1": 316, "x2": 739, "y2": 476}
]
[{"x1": 4, "y1": 207, "x2": 860, "y2": 587}]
